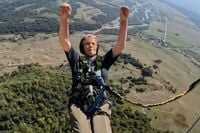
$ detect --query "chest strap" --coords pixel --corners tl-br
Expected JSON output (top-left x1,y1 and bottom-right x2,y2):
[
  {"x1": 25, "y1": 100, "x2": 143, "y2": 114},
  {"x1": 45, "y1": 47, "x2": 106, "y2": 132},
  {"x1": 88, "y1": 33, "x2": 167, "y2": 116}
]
[{"x1": 78, "y1": 55, "x2": 102, "y2": 85}]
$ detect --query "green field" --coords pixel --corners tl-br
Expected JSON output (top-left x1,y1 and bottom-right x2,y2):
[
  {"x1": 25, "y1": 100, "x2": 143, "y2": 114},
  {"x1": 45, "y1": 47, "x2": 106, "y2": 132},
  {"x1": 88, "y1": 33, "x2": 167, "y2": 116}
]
[
  {"x1": 166, "y1": 33, "x2": 191, "y2": 47},
  {"x1": 145, "y1": 20, "x2": 165, "y2": 39}
]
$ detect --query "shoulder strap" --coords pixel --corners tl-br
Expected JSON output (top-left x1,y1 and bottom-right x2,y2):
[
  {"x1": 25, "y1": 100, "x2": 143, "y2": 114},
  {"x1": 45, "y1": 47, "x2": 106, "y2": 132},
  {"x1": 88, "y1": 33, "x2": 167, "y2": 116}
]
[
  {"x1": 79, "y1": 56, "x2": 87, "y2": 70},
  {"x1": 77, "y1": 56, "x2": 87, "y2": 83},
  {"x1": 94, "y1": 55, "x2": 102, "y2": 71},
  {"x1": 77, "y1": 55, "x2": 103, "y2": 84},
  {"x1": 79, "y1": 55, "x2": 102, "y2": 71}
]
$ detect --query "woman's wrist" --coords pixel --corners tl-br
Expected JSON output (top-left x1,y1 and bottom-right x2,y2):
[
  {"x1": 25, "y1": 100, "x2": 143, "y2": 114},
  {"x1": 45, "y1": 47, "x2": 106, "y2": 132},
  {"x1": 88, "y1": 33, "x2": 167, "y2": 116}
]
[
  {"x1": 60, "y1": 15, "x2": 68, "y2": 19},
  {"x1": 120, "y1": 20, "x2": 128, "y2": 24},
  {"x1": 60, "y1": 16, "x2": 69, "y2": 21}
]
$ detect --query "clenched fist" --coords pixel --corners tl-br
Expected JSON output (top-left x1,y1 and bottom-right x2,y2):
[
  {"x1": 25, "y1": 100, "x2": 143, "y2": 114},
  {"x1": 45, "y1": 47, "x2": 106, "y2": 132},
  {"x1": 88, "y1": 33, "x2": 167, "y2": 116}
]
[
  {"x1": 120, "y1": 6, "x2": 129, "y2": 22},
  {"x1": 59, "y1": 3, "x2": 72, "y2": 19}
]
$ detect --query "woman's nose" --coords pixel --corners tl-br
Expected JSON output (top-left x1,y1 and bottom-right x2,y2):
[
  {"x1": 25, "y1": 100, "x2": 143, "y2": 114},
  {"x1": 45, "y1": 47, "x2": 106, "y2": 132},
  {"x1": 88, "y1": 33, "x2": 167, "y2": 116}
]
[{"x1": 88, "y1": 43, "x2": 94, "y2": 47}]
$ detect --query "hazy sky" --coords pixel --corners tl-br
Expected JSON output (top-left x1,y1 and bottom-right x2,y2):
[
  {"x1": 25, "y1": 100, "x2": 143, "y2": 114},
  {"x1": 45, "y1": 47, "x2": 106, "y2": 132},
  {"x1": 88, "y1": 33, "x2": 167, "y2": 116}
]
[{"x1": 162, "y1": 0, "x2": 200, "y2": 15}]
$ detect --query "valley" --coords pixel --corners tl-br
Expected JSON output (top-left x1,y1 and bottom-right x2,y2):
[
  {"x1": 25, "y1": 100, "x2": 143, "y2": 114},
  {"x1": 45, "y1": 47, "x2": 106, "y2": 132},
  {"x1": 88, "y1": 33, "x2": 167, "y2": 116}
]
[{"x1": 0, "y1": 0, "x2": 200, "y2": 132}]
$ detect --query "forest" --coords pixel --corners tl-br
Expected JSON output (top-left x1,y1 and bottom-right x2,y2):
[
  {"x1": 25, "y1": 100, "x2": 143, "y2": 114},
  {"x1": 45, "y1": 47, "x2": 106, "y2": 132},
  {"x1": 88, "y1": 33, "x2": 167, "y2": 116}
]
[
  {"x1": 0, "y1": 64, "x2": 173, "y2": 133},
  {"x1": 0, "y1": 0, "x2": 150, "y2": 35},
  {"x1": 0, "y1": 0, "x2": 116, "y2": 34}
]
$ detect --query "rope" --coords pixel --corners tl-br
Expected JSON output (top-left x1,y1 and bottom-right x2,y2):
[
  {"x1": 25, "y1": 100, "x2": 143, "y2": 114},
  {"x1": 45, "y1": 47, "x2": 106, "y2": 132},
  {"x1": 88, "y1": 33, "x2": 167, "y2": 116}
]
[{"x1": 120, "y1": 78, "x2": 200, "y2": 107}]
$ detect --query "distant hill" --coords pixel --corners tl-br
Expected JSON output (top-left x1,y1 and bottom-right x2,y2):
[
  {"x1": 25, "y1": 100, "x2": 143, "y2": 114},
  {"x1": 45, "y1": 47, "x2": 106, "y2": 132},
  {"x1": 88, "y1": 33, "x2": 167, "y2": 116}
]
[
  {"x1": 0, "y1": 0, "x2": 59, "y2": 34},
  {"x1": 0, "y1": 0, "x2": 154, "y2": 35},
  {"x1": 160, "y1": 0, "x2": 200, "y2": 28},
  {"x1": 0, "y1": 0, "x2": 125, "y2": 34},
  {"x1": 160, "y1": 0, "x2": 200, "y2": 15}
]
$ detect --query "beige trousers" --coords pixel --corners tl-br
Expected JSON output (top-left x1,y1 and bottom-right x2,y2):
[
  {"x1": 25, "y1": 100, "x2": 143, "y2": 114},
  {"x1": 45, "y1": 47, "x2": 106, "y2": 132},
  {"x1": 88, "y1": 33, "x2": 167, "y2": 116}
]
[{"x1": 69, "y1": 103, "x2": 112, "y2": 133}]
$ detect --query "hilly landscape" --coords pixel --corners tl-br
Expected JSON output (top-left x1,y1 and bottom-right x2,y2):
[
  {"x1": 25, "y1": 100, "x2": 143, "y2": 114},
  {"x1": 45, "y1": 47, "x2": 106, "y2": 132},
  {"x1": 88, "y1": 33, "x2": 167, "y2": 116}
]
[{"x1": 0, "y1": 0, "x2": 200, "y2": 132}]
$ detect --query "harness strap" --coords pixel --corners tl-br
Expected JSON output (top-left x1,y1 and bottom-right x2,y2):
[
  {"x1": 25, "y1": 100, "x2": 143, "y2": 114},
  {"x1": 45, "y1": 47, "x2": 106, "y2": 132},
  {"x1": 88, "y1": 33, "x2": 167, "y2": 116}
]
[
  {"x1": 95, "y1": 55, "x2": 102, "y2": 71},
  {"x1": 73, "y1": 55, "x2": 109, "y2": 116},
  {"x1": 78, "y1": 55, "x2": 102, "y2": 83}
]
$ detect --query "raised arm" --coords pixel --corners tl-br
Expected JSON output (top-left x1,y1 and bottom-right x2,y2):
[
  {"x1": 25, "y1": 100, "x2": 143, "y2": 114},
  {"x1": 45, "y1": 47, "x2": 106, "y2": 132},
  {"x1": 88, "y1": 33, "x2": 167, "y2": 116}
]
[
  {"x1": 112, "y1": 7, "x2": 129, "y2": 57},
  {"x1": 59, "y1": 3, "x2": 72, "y2": 52}
]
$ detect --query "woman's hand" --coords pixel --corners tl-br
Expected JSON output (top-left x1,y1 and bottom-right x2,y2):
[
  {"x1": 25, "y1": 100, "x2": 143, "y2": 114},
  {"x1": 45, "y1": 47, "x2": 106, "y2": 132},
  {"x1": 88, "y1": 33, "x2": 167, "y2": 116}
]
[
  {"x1": 59, "y1": 3, "x2": 72, "y2": 19},
  {"x1": 120, "y1": 6, "x2": 129, "y2": 22}
]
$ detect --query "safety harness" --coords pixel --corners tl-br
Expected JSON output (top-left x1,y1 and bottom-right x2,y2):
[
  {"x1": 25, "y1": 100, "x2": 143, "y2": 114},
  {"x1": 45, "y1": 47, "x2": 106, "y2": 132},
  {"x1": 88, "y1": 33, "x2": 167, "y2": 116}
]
[
  {"x1": 71, "y1": 55, "x2": 109, "y2": 116},
  {"x1": 78, "y1": 55, "x2": 102, "y2": 84}
]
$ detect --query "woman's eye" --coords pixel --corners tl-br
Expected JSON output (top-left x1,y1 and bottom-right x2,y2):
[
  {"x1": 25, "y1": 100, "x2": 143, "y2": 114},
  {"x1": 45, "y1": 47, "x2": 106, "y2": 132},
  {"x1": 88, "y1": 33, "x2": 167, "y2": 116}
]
[{"x1": 85, "y1": 43, "x2": 90, "y2": 46}]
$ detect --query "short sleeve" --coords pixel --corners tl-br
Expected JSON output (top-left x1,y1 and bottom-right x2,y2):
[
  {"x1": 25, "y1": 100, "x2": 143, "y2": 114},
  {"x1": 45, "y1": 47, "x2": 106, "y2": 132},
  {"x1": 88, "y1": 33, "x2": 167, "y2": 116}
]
[
  {"x1": 65, "y1": 47, "x2": 80, "y2": 69},
  {"x1": 102, "y1": 49, "x2": 119, "y2": 70}
]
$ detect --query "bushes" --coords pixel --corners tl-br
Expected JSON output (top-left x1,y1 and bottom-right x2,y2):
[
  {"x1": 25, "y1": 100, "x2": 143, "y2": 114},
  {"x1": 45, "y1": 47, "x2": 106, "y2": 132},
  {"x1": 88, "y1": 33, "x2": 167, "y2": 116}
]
[
  {"x1": 116, "y1": 53, "x2": 143, "y2": 69},
  {"x1": 111, "y1": 105, "x2": 166, "y2": 133},
  {"x1": 0, "y1": 64, "x2": 71, "y2": 132},
  {"x1": 141, "y1": 67, "x2": 153, "y2": 77},
  {"x1": 0, "y1": 64, "x2": 171, "y2": 132}
]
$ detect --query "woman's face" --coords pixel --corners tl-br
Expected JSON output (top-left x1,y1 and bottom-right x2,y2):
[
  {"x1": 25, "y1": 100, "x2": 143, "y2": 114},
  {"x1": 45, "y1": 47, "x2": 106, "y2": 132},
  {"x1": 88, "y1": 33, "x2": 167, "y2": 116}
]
[{"x1": 83, "y1": 36, "x2": 98, "y2": 57}]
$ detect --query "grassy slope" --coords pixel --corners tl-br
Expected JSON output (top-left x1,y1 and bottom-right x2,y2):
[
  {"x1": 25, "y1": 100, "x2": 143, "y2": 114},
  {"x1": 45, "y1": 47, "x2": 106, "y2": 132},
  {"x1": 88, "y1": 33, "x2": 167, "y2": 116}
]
[
  {"x1": 123, "y1": 37, "x2": 199, "y2": 103},
  {"x1": 143, "y1": 0, "x2": 200, "y2": 132},
  {"x1": 73, "y1": 2, "x2": 103, "y2": 24},
  {"x1": 145, "y1": 21, "x2": 165, "y2": 38},
  {"x1": 147, "y1": 0, "x2": 200, "y2": 48},
  {"x1": 149, "y1": 83, "x2": 200, "y2": 133}
]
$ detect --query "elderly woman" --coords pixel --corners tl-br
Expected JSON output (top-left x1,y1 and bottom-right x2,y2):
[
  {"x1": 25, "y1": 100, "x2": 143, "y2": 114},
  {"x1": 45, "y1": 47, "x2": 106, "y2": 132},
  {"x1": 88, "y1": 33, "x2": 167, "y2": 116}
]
[{"x1": 59, "y1": 3, "x2": 129, "y2": 133}]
